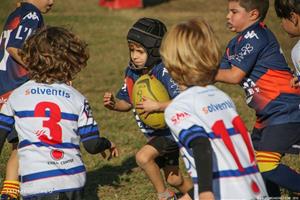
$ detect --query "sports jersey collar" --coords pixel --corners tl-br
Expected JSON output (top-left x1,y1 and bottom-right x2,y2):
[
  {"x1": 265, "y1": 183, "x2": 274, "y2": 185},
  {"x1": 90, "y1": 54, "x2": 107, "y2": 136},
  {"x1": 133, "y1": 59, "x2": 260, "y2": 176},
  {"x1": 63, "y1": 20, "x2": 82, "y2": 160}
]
[
  {"x1": 238, "y1": 20, "x2": 262, "y2": 36},
  {"x1": 21, "y1": 2, "x2": 41, "y2": 14}
]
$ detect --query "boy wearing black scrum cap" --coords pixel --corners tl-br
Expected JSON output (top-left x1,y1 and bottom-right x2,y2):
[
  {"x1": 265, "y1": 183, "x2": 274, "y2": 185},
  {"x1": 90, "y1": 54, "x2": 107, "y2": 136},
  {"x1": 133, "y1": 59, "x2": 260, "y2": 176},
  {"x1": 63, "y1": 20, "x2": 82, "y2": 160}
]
[{"x1": 103, "y1": 18, "x2": 192, "y2": 200}]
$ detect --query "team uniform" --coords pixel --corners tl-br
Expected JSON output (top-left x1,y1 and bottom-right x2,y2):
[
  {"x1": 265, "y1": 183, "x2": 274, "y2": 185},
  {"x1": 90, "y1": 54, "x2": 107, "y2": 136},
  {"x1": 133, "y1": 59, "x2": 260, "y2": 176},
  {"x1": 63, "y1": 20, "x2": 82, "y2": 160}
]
[
  {"x1": 220, "y1": 21, "x2": 300, "y2": 154},
  {"x1": 165, "y1": 85, "x2": 268, "y2": 200},
  {"x1": 0, "y1": 80, "x2": 105, "y2": 199},
  {"x1": 117, "y1": 62, "x2": 180, "y2": 167},
  {"x1": 0, "y1": 2, "x2": 44, "y2": 109}
]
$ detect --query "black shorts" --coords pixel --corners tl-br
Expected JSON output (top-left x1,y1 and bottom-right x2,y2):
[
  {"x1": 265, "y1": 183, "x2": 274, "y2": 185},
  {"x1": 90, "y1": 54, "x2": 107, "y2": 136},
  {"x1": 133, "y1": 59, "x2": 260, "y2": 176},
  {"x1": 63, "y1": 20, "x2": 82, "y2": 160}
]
[
  {"x1": 23, "y1": 189, "x2": 84, "y2": 200},
  {"x1": 251, "y1": 123, "x2": 300, "y2": 154},
  {"x1": 147, "y1": 136, "x2": 179, "y2": 168}
]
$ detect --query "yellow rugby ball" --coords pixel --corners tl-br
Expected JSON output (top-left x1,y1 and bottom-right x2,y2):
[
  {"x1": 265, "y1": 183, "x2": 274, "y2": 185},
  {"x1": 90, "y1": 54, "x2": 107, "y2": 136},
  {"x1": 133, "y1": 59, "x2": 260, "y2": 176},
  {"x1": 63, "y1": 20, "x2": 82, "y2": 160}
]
[{"x1": 132, "y1": 74, "x2": 170, "y2": 129}]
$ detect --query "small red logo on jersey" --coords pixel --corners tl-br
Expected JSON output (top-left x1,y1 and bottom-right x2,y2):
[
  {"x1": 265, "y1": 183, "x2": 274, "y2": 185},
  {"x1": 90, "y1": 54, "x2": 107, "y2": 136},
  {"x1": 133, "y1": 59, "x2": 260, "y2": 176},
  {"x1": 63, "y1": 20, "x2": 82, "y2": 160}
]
[
  {"x1": 51, "y1": 149, "x2": 64, "y2": 161},
  {"x1": 171, "y1": 112, "x2": 190, "y2": 125}
]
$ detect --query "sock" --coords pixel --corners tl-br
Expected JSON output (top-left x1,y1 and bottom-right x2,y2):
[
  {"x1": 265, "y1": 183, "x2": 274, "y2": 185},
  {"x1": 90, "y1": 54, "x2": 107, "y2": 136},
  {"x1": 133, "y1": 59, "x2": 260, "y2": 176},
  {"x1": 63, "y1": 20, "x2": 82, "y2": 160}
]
[
  {"x1": 157, "y1": 189, "x2": 176, "y2": 200},
  {"x1": 1, "y1": 180, "x2": 20, "y2": 199},
  {"x1": 256, "y1": 151, "x2": 300, "y2": 192},
  {"x1": 262, "y1": 164, "x2": 300, "y2": 193},
  {"x1": 255, "y1": 151, "x2": 281, "y2": 197},
  {"x1": 264, "y1": 179, "x2": 281, "y2": 197},
  {"x1": 255, "y1": 151, "x2": 281, "y2": 172}
]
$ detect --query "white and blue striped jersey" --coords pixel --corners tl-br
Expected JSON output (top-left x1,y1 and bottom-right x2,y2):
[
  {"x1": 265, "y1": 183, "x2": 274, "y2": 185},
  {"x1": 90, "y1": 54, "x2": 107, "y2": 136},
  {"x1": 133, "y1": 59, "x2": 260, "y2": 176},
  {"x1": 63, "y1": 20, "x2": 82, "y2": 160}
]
[
  {"x1": 165, "y1": 85, "x2": 268, "y2": 200},
  {"x1": 292, "y1": 40, "x2": 300, "y2": 77},
  {"x1": 0, "y1": 80, "x2": 100, "y2": 197}
]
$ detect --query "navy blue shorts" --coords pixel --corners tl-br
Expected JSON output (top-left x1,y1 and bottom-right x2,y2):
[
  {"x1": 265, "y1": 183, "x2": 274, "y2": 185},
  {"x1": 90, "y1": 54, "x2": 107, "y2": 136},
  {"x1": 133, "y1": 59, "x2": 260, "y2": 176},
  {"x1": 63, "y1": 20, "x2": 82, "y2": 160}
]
[{"x1": 251, "y1": 123, "x2": 300, "y2": 154}]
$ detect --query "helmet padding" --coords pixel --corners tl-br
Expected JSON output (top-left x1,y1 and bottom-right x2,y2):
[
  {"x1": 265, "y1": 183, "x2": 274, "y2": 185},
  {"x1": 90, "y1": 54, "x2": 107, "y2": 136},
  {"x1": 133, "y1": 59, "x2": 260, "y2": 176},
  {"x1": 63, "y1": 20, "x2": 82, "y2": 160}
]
[{"x1": 127, "y1": 18, "x2": 167, "y2": 69}]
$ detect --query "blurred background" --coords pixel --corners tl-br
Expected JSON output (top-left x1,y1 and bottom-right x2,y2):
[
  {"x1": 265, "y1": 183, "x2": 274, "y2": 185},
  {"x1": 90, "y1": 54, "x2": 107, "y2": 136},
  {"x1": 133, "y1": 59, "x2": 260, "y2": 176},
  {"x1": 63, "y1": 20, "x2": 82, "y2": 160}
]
[{"x1": 0, "y1": 0, "x2": 298, "y2": 199}]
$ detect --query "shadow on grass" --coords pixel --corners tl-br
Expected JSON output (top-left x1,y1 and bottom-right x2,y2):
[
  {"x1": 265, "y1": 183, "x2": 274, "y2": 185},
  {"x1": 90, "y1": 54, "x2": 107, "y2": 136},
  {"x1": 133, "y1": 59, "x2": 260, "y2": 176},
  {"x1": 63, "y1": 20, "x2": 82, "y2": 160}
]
[{"x1": 85, "y1": 156, "x2": 138, "y2": 200}]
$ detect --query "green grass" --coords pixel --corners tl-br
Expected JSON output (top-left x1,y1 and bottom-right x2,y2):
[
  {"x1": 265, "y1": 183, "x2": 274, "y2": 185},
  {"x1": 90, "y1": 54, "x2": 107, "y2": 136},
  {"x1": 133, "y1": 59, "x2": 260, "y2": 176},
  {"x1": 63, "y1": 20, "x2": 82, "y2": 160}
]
[{"x1": 0, "y1": 0, "x2": 299, "y2": 199}]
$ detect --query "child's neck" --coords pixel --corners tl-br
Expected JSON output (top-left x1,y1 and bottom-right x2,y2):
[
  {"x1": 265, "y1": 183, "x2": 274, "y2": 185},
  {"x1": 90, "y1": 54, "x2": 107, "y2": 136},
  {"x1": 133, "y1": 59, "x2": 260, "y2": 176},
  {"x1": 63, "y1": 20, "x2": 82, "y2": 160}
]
[{"x1": 238, "y1": 19, "x2": 261, "y2": 33}]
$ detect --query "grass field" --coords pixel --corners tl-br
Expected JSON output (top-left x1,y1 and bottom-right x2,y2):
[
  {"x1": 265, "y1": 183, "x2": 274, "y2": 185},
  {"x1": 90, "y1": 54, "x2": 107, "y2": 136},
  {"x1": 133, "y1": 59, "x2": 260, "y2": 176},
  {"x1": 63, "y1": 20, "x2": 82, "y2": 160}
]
[{"x1": 0, "y1": 0, "x2": 299, "y2": 199}]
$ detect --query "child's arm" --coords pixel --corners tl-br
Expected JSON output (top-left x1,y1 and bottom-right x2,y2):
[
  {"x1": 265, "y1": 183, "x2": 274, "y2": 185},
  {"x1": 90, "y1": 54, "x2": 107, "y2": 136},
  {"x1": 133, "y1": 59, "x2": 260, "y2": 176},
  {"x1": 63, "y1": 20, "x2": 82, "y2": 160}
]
[
  {"x1": 0, "y1": 130, "x2": 9, "y2": 153},
  {"x1": 135, "y1": 97, "x2": 171, "y2": 116},
  {"x1": 79, "y1": 99, "x2": 119, "y2": 159},
  {"x1": 0, "y1": 103, "x2": 15, "y2": 154},
  {"x1": 7, "y1": 47, "x2": 26, "y2": 66},
  {"x1": 189, "y1": 137, "x2": 214, "y2": 200},
  {"x1": 103, "y1": 92, "x2": 132, "y2": 112},
  {"x1": 82, "y1": 136, "x2": 118, "y2": 158},
  {"x1": 215, "y1": 65, "x2": 246, "y2": 84}
]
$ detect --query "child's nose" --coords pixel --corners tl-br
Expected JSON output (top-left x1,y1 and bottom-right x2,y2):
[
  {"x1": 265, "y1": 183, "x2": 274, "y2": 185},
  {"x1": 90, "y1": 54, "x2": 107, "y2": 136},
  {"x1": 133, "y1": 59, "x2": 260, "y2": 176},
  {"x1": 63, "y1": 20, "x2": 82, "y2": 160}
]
[
  {"x1": 133, "y1": 52, "x2": 139, "y2": 59},
  {"x1": 226, "y1": 12, "x2": 231, "y2": 19}
]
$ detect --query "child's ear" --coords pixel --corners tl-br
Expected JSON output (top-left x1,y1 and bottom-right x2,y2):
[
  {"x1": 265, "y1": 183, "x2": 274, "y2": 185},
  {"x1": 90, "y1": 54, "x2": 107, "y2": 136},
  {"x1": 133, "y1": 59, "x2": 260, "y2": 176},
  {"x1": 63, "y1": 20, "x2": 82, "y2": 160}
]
[
  {"x1": 249, "y1": 9, "x2": 260, "y2": 21},
  {"x1": 290, "y1": 12, "x2": 299, "y2": 27}
]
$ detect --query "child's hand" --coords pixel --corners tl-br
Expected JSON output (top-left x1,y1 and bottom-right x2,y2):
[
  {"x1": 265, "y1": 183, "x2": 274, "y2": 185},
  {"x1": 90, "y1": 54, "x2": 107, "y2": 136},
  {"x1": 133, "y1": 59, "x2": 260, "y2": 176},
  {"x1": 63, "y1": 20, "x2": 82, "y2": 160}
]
[
  {"x1": 103, "y1": 92, "x2": 116, "y2": 110},
  {"x1": 101, "y1": 142, "x2": 119, "y2": 161},
  {"x1": 290, "y1": 76, "x2": 300, "y2": 88},
  {"x1": 135, "y1": 96, "x2": 160, "y2": 118},
  {"x1": 109, "y1": 142, "x2": 119, "y2": 160}
]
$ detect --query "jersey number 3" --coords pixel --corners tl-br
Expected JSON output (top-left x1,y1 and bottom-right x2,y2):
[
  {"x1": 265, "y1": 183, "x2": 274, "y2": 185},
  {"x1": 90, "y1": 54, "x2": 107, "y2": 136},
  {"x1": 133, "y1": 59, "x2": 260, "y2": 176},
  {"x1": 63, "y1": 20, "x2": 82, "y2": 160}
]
[{"x1": 34, "y1": 102, "x2": 62, "y2": 145}]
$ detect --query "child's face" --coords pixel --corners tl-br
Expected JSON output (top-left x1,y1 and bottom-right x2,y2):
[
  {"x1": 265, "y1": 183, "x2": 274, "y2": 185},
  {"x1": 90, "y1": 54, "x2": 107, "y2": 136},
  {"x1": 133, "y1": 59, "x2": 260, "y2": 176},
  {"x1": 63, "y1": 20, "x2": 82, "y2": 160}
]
[
  {"x1": 226, "y1": 1, "x2": 256, "y2": 33},
  {"x1": 129, "y1": 43, "x2": 148, "y2": 69},
  {"x1": 280, "y1": 14, "x2": 300, "y2": 37},
  {"x1": 30, "y1": 0, "x2": 54, "y2": 13}
]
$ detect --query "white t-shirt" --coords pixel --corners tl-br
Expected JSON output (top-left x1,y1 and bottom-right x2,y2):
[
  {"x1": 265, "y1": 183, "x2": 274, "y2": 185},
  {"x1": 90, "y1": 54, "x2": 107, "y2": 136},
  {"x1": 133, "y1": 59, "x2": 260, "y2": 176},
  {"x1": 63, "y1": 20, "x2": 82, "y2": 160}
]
[
  {"x1": 165, "y1": 85, "x2": 268, "y2": 200},
  {"x1": 1, "y1": 80, "x2": 99, "y2": 197}
]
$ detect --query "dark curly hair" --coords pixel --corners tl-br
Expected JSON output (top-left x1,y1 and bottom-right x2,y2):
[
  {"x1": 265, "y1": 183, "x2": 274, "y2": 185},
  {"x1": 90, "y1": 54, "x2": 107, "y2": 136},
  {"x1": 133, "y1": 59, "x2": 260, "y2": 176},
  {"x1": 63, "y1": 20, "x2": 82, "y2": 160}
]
[
  {"x1": 275, "y1": 0, "x2": 300, "y2": 19},
  {"x1": 20, "y1": 26, "x2": 89, "y2": 84}
]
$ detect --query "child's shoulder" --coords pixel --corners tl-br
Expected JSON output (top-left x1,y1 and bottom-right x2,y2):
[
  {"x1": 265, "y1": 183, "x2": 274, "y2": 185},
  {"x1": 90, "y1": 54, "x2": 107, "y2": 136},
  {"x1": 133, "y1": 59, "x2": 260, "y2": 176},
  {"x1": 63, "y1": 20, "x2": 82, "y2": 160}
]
[
  {"x1": 244, "y1": 22, "x2": 276, "y2": 43},
  {"x1": 151, "y1": 62, "x2": 167, "y2": 76}
]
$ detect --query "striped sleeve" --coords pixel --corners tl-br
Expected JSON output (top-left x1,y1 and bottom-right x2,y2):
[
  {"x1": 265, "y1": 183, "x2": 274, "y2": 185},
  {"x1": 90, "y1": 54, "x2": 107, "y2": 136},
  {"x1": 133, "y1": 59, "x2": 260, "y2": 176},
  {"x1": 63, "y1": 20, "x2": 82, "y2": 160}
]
[
  {"x1": 178, "y1": 125, "x2": 208, "y2": 148},
  {"x1": 0, "y1": 100, "x2": 15, "y2": 133},
  {"x1": 0, "y1": 101, "x2": 15, "y2": 152},
  {"x1": 77, "y1": 99, "x2": 100, "y2": 142},
  {"x1": 0, "y1": 113, "x2": 14, "y2": 133}
]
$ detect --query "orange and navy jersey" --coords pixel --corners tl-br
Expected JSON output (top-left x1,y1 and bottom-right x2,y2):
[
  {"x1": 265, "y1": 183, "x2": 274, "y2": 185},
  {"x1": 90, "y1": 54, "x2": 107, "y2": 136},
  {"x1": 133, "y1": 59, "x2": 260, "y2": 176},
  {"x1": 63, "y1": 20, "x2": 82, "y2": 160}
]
[
  {"x1": 220, "y1": 21, "x2": 300, "y2": 128},
  {"x1": 116, "y1": 62, "x2": 180, "y2": 138},
  {"x1": 0, "y1": 3, "x2": 44, "y2": 105}
]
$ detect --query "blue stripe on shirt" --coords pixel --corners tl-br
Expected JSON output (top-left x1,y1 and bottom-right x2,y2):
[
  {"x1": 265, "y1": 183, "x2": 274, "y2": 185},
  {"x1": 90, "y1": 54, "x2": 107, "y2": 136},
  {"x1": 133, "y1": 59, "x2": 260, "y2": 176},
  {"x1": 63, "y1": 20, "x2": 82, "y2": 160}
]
[
  {"x1": 178, "y1": 125, "x2": 207, "y2": 147},
  {"x1": 178, "y1": 125, "x2": 238, "y2": 148},
  {"x1": 21, "y1": 165, "x2": 86, "y2": 183},
  {"x1": 78, "y1": 125, "x2": 98, "y2": 136},
  {"x1": 213, "y1": 165, "x2": 259, "y2": 179},
  {"x1": 22, "y1": 186, "x2": 84, "y2": 199},
  {"x1": 191, "y1": 165, "x2": 259, "y2": 182},
  {"x1": 0, "y1": 124, "x2": 12, "y2": 132},
  {"x1": 15, "y1": 111, "x2": 78, "y2": 121},
  {"x1": 80, "y1": 135, "x2": 100, "y2": 142},
  {"x1": 18, "y1": 140, "x2": 80, "y2": 149},
  {"x1": 0, "y1": 113, "x2": 14, "y2": 125}
]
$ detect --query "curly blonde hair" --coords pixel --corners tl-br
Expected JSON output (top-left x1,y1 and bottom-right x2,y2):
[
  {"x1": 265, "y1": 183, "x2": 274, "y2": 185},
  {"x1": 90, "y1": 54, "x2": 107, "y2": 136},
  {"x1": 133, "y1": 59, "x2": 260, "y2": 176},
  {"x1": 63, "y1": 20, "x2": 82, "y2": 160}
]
[
  {"x1": 160, "y1": 18, "x2": 221, "y2": 87},
  {"x1": 20, "y1": 26, "x2": 89, "y2": 84}
]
